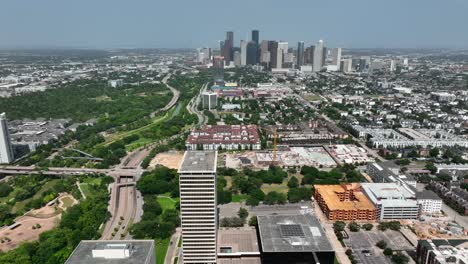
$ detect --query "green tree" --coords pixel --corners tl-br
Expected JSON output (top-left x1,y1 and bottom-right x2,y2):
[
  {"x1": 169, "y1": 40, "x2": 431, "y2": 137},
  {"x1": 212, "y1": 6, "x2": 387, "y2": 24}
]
[
  {"x1": 391, "y1": 253, "x2": 409, "y2": 264},
  {"x1": 384, "y1": 248, "x2": 393, "y2": 256},
  {"x1": 376, "y1": 240, "x2": 387, "y2": 249},
  {"x1": 238, "y1": 207, "x2": 249, "y2": 220},
  {"x1": 248, "y1": 215, "x2": 258, "y2": 226},
  {"x1": 287, "y1": 176, "x2": 299, "y2": 188},
  {"x1": 430, "y1": 147, "x2": 440, "y2": 158},
  {"x1": 348, "y1": 222, "x2": 360, "y2": 232}
]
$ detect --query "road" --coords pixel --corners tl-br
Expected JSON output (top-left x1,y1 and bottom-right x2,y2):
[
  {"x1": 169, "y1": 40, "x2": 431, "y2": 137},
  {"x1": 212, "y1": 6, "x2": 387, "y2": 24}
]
[
  {"x1": 442, "y1": 203, "x2": 468, "y2": 228},
  {"x1": 164, "y1": 228, "x2": 181, "y2": 264},
  {"x1": 186, "y1": 82, "x2": 208, "y2": 126},
  {"x1": 101, "y1": 177, "x2": 137, "y2": 240},
  {"x1": 0, "y1": 165, "x2": 142, "y2": 177},
  {"x1": 150, "y1": 73, "x2": 180, "y2": 118}
]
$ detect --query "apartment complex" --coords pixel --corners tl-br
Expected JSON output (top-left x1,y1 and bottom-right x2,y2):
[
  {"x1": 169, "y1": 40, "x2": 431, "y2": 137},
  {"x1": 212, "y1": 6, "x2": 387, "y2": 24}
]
[
  {"x1": 186, "y1": 125, "x2": 261, "y2": 151},
  {"x1": 178, "y1": 151, "x2": 218, "y2": 264},
  {"x1": 314, "y1": 184, "x2": 377, "y2": 221},
  {"x1": 416, "y1": 239, "x2": 468, "y2": 264}
]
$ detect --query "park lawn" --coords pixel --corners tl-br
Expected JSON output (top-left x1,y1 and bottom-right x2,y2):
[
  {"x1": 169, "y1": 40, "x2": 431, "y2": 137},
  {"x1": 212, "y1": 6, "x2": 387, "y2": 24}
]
[
  {"x1": 60, "y1": 196, "x2": 74, "y2": 208},
  {"x1": 79, "y1": 183, "x2": 93, "y2": 198},
  {"x1": 12, "y1": 179, "x2": 60, "y2": 213},
  {"x1": 304, "y1": 94, "x2": 322, "y2": 101},
  {"x1": 155, "y1": 237, "x2": 171, "y2": 264},
  {"x1": 157, "y1": 196, "x2": 179, "y2": 212},
  {"x1": 261, "y1": 182, "x2": 289, "y2": 194},
  {"x1": 232, "y1": 194, "x2": 248, "y2": 202},
  {"x1": 125, "y1": 138, "x2": 154, "y2": 151}
]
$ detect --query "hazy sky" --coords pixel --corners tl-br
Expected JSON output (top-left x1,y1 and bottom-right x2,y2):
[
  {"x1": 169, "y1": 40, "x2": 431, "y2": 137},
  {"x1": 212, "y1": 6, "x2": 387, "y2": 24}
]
[{"x1": 1, "y1": 0, "x2": 468, "y2": 49}]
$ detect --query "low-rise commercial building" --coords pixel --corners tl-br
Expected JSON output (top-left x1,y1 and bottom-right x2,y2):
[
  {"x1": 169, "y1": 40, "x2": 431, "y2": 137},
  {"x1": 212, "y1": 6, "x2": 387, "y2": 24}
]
[
  {"x1": 314, "y1": 184, "x2": 377, "y2": 221},
  {"x1": 256, "y1": 214, "x2": 335, "y2": 264},
  {"x1": 65, "y1": 240, "x2": 155, "y2": 264}
]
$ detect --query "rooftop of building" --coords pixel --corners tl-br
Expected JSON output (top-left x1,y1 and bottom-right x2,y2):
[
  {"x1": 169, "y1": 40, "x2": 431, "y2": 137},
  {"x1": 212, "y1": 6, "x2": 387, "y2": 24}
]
[
  {"x1": 178, "y1": 151, "x2": 217, "y2": 173},
  {"x1": 65, "y1": 240, "x2": 154, "y2": 264},
  {"x1": 257, "y1": 214, "x2": 333, "y2": 253},
  {"x1": 419, "y1": 239, "x2": 468, "y2": 263},
  {"x1": 314, "y1": 184, "x2": 376, "y2": 211},
  {"x1": 217, "y1": 228, "x2": 261, "y2": 264},
  {"x1": 417, "y1": 190, "x2": 442, "y2": 200}
]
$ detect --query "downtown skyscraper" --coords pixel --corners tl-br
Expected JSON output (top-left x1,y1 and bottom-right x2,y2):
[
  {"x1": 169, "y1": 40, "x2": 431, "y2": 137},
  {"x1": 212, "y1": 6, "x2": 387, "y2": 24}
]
[
  {"x1": 313, "y1": 39, "x2": 324, "y2": 72},
  {"x1": 296, "y1": 41, "x2": 305, "y2": 67},
  {"x1": 222, "y1": 31, "x2": 234, "y2": 64}
]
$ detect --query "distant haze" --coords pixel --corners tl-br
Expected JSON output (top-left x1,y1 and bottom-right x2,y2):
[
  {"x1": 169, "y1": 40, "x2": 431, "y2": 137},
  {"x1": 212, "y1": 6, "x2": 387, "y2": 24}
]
[{"x1": 1, "y1": 0, "x2": 468, "y2": 49}]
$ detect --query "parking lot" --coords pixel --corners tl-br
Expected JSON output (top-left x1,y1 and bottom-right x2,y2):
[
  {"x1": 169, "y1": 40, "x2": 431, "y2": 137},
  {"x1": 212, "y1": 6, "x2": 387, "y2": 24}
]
[{"x1": 344, "y1": 229, "x2": 413, "y2": 264}]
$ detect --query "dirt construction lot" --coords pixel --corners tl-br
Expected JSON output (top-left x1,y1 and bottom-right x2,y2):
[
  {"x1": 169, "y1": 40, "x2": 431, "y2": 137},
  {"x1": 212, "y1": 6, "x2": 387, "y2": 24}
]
[{"x1": 149, "y1": 151, "x2": 184, "y2": 169}]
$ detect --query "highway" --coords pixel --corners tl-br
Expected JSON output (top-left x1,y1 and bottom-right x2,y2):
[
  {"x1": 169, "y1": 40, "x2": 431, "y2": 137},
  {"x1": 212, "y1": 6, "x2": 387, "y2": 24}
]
[
  {"x1": 0, "y1": 165, "x2": 142, "y2": 177},
  {"x1": 186, "y1": 82, "x2": 208, "y2": 126},
  {"x1": 150, "y1": 73, "x2": 180, "y2": 118},
  {"x1": 101, "y1": 177, "x2": 137, "y2": 240}
]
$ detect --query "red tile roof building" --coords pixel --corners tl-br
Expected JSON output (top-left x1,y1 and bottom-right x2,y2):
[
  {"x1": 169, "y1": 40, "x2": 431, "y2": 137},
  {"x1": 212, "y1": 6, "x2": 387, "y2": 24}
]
[{"x1": 186, "y1": 125, "x2": 261, "y2": 151}]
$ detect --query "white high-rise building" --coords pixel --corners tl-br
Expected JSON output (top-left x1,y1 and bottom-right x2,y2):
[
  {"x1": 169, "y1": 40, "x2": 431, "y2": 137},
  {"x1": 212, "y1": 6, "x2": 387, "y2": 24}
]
[
  {"x1": 178, "y1": 151, "x2": 217, "y2": 264},
  {"x1": 202, "y1": 92, "x2": 218, "y2": 110},
  {"x1": 240, "y1": 40, "x2": 248, "y2": 66},
  {"x1": 390, "y1": 59, "x2": 396, "y2": 72},
  {"x1": 341, "y1": 58, "x2": 353, "y2": 73},
  {"x1": 331, "y1": 48, "x2": 342, "y2": 68},
  {"x1": 0, "y1": 113, "x2": 13, "y2": 164},
  {"x1": 276, "y1": 42, "x2": 288, "y2": 69},
  {"x1": 313, "y1": 39, "x2": 324, "y2": 72}
]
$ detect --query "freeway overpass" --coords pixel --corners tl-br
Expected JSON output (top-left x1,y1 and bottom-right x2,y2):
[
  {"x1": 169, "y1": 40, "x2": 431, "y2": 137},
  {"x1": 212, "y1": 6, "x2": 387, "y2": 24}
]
[{"x1": 0, "y1": 166, "x2": 143, "y2": 178}]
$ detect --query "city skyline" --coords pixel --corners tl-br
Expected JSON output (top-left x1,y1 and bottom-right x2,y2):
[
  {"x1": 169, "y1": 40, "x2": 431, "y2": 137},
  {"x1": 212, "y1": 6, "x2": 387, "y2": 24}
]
[{"x1": 1, "y1": 0, "x2": 468, "y2": 49}]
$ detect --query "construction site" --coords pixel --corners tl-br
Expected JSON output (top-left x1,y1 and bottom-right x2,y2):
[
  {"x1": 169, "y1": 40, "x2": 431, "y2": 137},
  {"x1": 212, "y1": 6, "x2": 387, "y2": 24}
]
[
  {"x1": 224, "y1": 146, "x2": 337, "y2": 169},
  {"x1": 411, "y1": 214, "x2": 468, "y2": 239}
]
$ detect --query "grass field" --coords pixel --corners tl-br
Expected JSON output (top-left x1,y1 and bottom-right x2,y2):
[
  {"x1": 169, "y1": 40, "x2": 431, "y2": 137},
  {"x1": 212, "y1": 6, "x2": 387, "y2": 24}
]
[
  {"x1": 303, "y1": 93, "x2": 323, "y2": 101},
  {"x1": 60, "y1": 196, "x2": 75, "y2": 208},
  {"x1": 232, "y1": 194, "x2": 248, "y2": 202},
  {"x1": 157, "y1": 196, "x2": 179, "y2": 212},
  {"x1": 261, "y1": 183, "x2": 289, "y2": 194},
  {"x1": 155, "y1": 237, "x2": 170, "y2": 264},
  {"x1": 79, "y1": 177, "x2": 101, "y2": 198}
]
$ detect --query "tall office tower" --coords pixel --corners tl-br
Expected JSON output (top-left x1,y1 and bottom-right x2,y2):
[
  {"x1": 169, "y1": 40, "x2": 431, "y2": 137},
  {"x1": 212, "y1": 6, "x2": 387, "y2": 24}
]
[
  {"x1": 251, "y1": 30, "x2": 259, "y2": 46},
  {"x1": 275, "y1": 42, "x2": 288, "y2": 69},
  {"x1": 240, "y1": 40, "x2": 248, "y2": 66},
  {"x1": 359, "y1": 56, "x2": 371, "y2": 72},
  {"x1": 219, "y1": 41, "x2": 224, "y2": 55},
  {"x1": 341, "y1": 58, "x2": 353, "y2": 73},
  {"x1": 0, "y1": 113, "x2": 13, "y2": 164},
  {"x1": 178, "y1": 151, "x2": 218, "y2": 264},
  {"x1": 390, "y1": 59, "x2": 396, "y2": 72},
  {"x1": 202, "y1": 92, "x2": 218, "y2": 110},
  {"x1": 260, "y1": 40, "x2": 271, "y2": 68},
  {"x1": 223, "y1": 31, "x2": 234, "y2": 63},
  {"x1": 322, "y1": 47, "x2": 327, "y2": 67},
  {"x1": 212, "y1": 56, "x2": 224, "y2": 84},
  {"x1": 269, "y1": 41, "x2": 278, "y2": 70},
  {"x1": 313, "y1": 40, "x2": 324, "y2": 72},
  {"x1": 331, "y1": 48, "x2": 342, "y2": 68},
  {"x1": 233, "y1": 51, "x2": 241, "y2": 66},
  {"x1": 251, "y1": 30, "x2": 259, "y2": 64},
  {"x1": 246, "y1": 41, "x2": 257, "y2": 65},
  {"x1": 296, "y1": 41, "x2": 305, "y2": 67}
]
